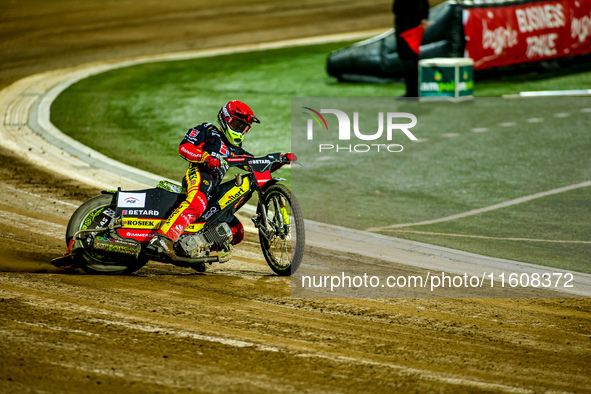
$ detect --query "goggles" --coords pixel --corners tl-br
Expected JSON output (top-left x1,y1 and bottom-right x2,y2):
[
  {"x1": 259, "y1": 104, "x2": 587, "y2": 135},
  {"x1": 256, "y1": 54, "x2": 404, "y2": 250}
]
[{"x1": 228, "y1": 118, "x2": 252, "y2": 135}]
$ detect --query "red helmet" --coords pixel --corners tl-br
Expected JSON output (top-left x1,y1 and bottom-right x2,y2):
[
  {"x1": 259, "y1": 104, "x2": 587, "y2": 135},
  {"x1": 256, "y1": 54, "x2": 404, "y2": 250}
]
[{"x1": 217, "y1": 100, "x2": 260, "y2": 146}]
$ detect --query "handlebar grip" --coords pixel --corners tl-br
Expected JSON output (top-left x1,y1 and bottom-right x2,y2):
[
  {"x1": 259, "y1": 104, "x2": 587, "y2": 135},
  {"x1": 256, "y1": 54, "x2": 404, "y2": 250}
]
[{"x1": 282, "y1": 152, "x2": 297, "y2": 162}]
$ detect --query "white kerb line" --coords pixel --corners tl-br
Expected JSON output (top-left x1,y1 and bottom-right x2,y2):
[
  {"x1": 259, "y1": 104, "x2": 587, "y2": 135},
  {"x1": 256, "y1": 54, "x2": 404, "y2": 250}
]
[{"x1": 368, "y1": 180, "x2": 591, "y2": 231}]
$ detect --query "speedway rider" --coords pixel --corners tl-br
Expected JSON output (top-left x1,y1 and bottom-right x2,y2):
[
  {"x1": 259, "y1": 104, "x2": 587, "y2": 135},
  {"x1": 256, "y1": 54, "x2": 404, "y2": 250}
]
[{"x1": 147, "y1": 100, "x2": 259, "y2": 261}]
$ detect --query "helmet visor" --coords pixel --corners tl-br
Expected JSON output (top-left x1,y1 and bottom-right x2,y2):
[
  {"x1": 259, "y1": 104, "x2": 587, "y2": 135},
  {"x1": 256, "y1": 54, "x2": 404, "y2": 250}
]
[{"x1": 229, "y1": 118, "x2": 251, "y2": 135}]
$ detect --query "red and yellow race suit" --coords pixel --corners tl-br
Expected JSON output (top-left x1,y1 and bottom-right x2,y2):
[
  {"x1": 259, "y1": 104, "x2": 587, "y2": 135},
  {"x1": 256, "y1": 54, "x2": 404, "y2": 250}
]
[{"x1": 156, "y1": 122, "x2": 251, "y2": 243}]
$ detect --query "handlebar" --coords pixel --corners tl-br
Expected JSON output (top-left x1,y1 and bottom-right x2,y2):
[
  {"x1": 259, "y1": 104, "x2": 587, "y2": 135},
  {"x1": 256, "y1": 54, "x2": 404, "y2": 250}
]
[{"x1": 224, "y1": 152, "x2": 297, "y2": 170}]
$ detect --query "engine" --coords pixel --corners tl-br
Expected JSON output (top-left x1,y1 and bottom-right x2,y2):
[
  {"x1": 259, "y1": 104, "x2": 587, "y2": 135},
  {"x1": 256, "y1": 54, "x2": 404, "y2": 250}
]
[{"x1": 177, "y1": 222, "x2": 233, "y2": 258}]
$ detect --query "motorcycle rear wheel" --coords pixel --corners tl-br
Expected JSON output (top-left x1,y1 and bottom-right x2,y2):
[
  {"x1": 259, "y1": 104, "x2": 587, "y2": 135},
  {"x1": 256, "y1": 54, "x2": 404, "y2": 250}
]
[
  {"x1": 66, "y1": 194, "x2": 148, "y2": 275},
  {"x1": 258, "y1": 184, "x2": 305, "y2": 276}
]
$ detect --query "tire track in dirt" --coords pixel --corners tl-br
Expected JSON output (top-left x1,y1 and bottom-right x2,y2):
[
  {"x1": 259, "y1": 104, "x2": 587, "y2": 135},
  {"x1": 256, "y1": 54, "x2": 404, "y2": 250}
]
[{"x1": 2, "y1": 270, "x2": 590, "y2": 393}]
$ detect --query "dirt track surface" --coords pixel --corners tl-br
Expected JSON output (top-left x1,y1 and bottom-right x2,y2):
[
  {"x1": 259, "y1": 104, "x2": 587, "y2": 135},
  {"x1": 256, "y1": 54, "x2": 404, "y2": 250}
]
[{"x1": 1, "y1": 1, "x2": 591, "y2": 393}]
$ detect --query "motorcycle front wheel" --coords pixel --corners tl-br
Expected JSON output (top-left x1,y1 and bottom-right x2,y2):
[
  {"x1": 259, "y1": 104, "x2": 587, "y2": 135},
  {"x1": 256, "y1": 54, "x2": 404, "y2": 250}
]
[{"x1": 258, "y1": 184, "x2": 305, "y2": 276}]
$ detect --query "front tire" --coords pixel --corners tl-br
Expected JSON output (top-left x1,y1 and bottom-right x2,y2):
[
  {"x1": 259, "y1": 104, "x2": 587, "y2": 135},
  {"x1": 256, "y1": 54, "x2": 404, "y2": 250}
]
[
  {"x1": 258, "y1": 184, "x2": 305, "y2": 276},
  {"x1": 66, "y1": 194, "x2": 148, "y2": 275}
]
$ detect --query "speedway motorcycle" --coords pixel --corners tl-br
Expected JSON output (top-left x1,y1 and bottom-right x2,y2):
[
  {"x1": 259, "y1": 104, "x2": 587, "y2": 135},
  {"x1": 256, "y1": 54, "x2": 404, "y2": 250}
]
[{"x1": 52, "y1": 153, "x2": 305, "y2": 276}]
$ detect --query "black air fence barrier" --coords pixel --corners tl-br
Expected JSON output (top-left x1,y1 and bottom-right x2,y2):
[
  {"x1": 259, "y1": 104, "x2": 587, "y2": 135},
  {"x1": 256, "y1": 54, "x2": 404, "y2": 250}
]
[{"x1": 326, "y1": 0, "x2": 591, "y2": 82}]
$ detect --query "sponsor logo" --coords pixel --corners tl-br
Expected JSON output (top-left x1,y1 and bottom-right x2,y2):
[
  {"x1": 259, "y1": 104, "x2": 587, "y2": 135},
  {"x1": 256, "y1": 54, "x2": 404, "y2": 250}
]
[
  {"x1": 185, "y1": 222, "x2": 205, "y2": 233},
  {"x1": 248, "y1": 159, "x2": 271, "y2": 165},
  {"x1": 304, "y1": 107, "x2": 417, "y2": 153},
  {"x1": 220, "y1": 183, "x2": 250, "y2": 209},
  {"x1": 420, "y1": 81, "x2": 474, "y2": 93},
  {"x1": 117, "y1": 192, "x2": 146, "y2": 208},
  {"x1": 526, "y1": 33, "x2": 558, "y2": 58},
  {"x1": 104, "y1": 208, "x2": 117, "y2": 218},
  {"x1": 189, "y1": 128, "x2": 199, "y2": 137},
  {"x1": 196, "y1": 195, "x2": 207, "y2": 211},
  {"x1": 96, "y1": 236, "x2": 116, "y2": 243},
  {"x1": 227, "y1": 191, "x2": 243, "y2": 201},
  {"x1": 220, "y1": 142, "x2": 228, "y2": 156},
  {"x1": 122, "y1": 218, "x2": 162, "y2": 229},
  {"x1": 515, "y1": 3, "x2": 565, "y2": 33},
  {"x1": 180, "y1": 145, "x2": 202, "y2": 160},
  {"x1": 571, "y1": 12, "x2": 591, "y2": 43},
  {"x1": 125, "y1": 220, "x2": 155, "y2": 226},
  {"x1": 202, "y1": 206, "x2": 218, "y2": 220},
  {"x1": 94, "y1": 236, "x2": 138, "y2": 254},
  {"x1": 121, "y1": 231, "x2": 152, "y2": 238},
  {"x1": 482, "y1": 20, "x2": 519, "y2": 55},
  {"x1": 122, "y1": 209, "x2": 160, "y2": 216}
]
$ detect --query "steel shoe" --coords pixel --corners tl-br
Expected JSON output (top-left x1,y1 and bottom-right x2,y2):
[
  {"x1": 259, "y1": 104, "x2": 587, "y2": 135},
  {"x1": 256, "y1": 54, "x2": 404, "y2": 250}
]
[{"x1": 146, "y1": 233, "x2": 176, "y2": 261}]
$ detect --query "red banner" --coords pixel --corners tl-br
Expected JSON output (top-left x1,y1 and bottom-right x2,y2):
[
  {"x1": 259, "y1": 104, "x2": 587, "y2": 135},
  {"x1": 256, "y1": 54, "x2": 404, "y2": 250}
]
[{"x1": 463, "y1": 0, "x2": 591, "y2": 70}]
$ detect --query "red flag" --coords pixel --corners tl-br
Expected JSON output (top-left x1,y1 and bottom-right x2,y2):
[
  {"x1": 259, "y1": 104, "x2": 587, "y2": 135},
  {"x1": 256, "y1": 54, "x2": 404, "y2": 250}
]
[{"x1": 400, "y1": 26, "x2": 424, "y2": 55}]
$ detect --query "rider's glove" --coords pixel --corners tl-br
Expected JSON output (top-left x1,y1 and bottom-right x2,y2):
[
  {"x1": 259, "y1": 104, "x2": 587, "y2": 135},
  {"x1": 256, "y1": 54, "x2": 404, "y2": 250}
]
[
  {"x1": 281, "y1": 152, "x2": 297, "y2": 162},
  {"x1": 204, "y1": 155, "x2": 220, "y2": 169},
  {"x1": 272, "y1": 152, "x2": 297, "y2": 173}
]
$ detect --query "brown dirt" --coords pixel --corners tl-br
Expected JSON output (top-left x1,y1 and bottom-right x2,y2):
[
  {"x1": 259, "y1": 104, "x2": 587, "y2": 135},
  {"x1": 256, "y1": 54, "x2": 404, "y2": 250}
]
[{"x1": 1, "y1": 1, "x2": 590, "y2": 393}]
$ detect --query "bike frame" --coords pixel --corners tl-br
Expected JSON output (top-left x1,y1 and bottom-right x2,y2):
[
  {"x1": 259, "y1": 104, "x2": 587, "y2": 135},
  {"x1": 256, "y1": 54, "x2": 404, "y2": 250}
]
[{"x1": 209, "y1": 153, "x2": 288, "y2": 239}]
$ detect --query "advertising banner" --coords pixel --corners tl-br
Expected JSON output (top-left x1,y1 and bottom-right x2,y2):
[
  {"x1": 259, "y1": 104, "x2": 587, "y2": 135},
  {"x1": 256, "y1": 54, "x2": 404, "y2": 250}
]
[{"x1": 463, "y1": 0, "x2": 591, "y2": 70}]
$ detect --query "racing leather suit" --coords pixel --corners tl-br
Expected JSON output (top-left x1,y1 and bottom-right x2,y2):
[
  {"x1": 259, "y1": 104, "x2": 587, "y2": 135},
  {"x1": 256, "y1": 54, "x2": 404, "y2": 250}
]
[{"x1": 156, "y1": 122, "x2": 252, "y2": 243}]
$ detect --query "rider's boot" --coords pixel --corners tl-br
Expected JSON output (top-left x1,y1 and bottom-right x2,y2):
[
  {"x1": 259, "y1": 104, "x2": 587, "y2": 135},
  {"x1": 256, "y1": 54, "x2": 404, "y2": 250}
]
[{"x1": 146, "y1": 233, "x2": 176, "y2": 261}]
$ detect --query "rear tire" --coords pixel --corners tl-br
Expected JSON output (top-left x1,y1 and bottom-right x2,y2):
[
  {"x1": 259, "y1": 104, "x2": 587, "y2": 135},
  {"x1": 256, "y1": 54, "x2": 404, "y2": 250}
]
[
  {"x1": 66, "y1": 194, "x2": 148, "y2": 275},
  {"x1": 258, "y1": 184, "x2": 305, "y2": 276}
]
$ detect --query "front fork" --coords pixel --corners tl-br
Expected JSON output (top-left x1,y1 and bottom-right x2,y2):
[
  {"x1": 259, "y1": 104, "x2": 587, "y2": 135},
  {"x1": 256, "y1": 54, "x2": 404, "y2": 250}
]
[
  {"x1": 252, "y1": 188, "x2": 290, "y2": 241},
  {"x1": 253, "y1": 188, "x2": 271, "y2": 240},
  {"x1": 276, "y1": 197, "x2": 290, "y2": 239}
]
